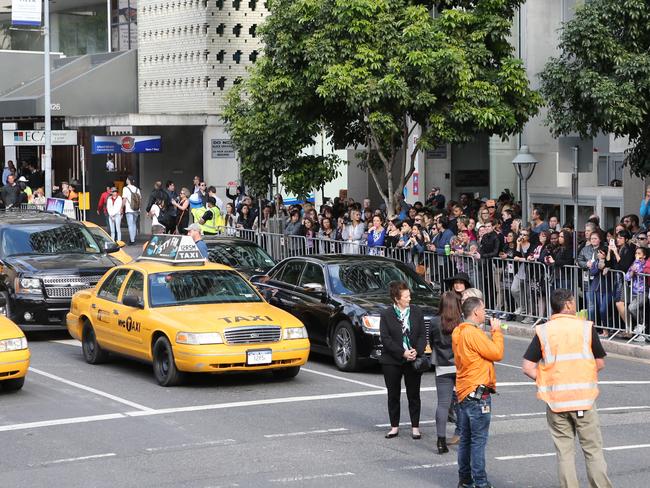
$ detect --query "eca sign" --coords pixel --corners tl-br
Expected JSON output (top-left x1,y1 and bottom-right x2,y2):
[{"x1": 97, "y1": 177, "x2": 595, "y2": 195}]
[{"x1": 3, "y1": 130, "x2": 78, "y2": 146}]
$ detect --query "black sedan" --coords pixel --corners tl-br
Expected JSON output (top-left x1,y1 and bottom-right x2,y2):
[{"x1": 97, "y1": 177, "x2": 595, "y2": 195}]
[
  {"x1": 204, "y1": 236, "x2": 276, "y2": 277},
  {"x1": 251, "y1": 255, "x2": 439, "y2": 371}
]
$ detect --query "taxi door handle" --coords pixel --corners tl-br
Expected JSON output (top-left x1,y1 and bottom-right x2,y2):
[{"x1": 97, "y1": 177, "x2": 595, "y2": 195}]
[
  {"x1": 91, "y1": 304, "x2": 97, "y2": 309},
  {"x1": 113, "y1": 309, "x2": 120, "y2": 315}
]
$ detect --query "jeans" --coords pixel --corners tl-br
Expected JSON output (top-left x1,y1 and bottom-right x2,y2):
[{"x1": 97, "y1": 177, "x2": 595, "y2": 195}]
[
  {"x1": 125, "y1": 212, "x2": 138, "y2": 243},
  {"x1": 435, "y1": 374, "x2": 461, "y2": 438},
  {"x1": 103, "y1": 213, "x2": 111, "y2": 236},
  {"x1": 586, "y1": 289, "x2": 608, "y2": 327},
  {"x1": 108, "y1": 214, "x2": 122, "y2": 242},
  {"x1": 458, "y1": 395, "x2": 492, "y2": 487}
]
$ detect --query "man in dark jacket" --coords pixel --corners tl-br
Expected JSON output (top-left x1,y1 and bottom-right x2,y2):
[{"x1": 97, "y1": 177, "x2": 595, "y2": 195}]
[
  {"x1": 145, "y1": 181, "x2": 171, "y2": 213},
  {"x1": 0, "y1": 175, "x2": 21, "y2": 208},
  {"x1": 478, "y1": 222, "x2": 501, "y2": 308}
]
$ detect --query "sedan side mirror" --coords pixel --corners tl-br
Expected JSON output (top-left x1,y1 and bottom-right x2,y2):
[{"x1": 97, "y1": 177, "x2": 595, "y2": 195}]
[
  {"x1": 116, "y1": 240, "x2": 126, "y2": 248},
  {"x1": 123, "y1": 295, "x2": 144, "y2": 309},
  {"x1": 104, "y1": 241, "x2": 120, "y2": 254}
]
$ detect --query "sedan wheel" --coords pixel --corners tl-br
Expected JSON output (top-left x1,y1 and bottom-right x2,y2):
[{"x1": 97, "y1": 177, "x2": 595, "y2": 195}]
[
  {"x1": 82, "y1": 321, "x2": 109, "y2": 364},
  {"x1": 152, "y1": 336, "x2": 185, "y2": 387},
  {"x1": 332, "y1": 322, "x2": 358, "y2": 372}
]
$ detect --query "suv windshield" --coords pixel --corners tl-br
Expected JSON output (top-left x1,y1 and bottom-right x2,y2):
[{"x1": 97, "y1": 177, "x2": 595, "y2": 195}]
[
  {"x1": 207, "y1": 242, "x2": 275, "y2": 270},
  {"x1": 327, "y1": 262, "x2": 431, "y2": 296},
  {"x1": 1, "y1": 223, "x2": 102, "y2": 257},
  {"x1": 149, "y1": 270, "x2": 263, "y2": 307}
]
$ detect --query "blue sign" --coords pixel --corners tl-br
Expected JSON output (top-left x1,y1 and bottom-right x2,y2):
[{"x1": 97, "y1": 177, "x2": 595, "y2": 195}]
[{"x1": 92, "y1": 135, "x2": 162, "y2": 154}]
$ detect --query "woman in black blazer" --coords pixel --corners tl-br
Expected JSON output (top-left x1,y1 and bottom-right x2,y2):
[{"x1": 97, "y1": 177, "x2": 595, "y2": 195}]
[{"x1": 379, "y1": 281, "x2": 427, "y2": 439}]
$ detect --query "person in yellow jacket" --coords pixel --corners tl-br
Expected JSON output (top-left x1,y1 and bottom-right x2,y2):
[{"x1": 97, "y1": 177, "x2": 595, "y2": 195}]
[
  {"x1": 452, "y1": 297, "x2": 504, "y2": 488},
  {"x1": 191, "y1": 197, "x2": 223, "y2": 236},
  {"x1": 522, "y1": 288, "x2": 612, "y2": 488}
]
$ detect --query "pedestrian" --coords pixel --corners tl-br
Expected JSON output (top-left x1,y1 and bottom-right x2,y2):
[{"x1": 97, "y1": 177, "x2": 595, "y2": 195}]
[
  {"x1": 2, "y1": 160, "x2": 15, "y2": 186},
  {"x1": 379, "y1": 281, "x2": 426, "y2": 440},
  {"x1": 342, "y1": 209, "x2": 364, "y2": 254},
  {"x1": 187, "y1": 223, "x2": 209, "y2": 259},
  {"x1": 149, "y1": 198, "x2": 165, "y2": 235},
  {"x1": 430, "y1": 291, "x2": 462, "y2": 454},
  {"x1": 172, "y1": 187, "x2": 190, "y2": 234},
  {"x1": 522, "y1": 288, "x2": 612, "y2": 488},
  {"x1": 444, "y1": 272, "x2": 472, "y2": 297},
  {"x1": 199, "y1": 197, "x2": 223, "y2": 235},
  {"x1": 106, "y1": 187, "x2": 123, "y2": 242},
  {"x1": 453, "y1": 297, "x2": 504, "y2": 488},
  {"x1": 0, "y1": 174, "x2": 21, "y2": 208},
  {"x1": 122, "y1": 176, "x2": 141, "y2": 245},
  {"x1": 97, "y1": 183, "x2": 112, "y2": 234}
]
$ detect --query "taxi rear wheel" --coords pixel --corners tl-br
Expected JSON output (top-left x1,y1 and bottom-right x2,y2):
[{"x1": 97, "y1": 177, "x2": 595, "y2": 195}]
[
  {"x1": 332, "y1": 322, "x2": 358, "y2": 372},
  {"x1": 272, "y1": 366, "x2": 300, "y2": 380},
  {"x1": 2, "y1": 377, "x2": 25, "y2": 391},
  {"x1": 82, "y1": 321, "x2": 109, "y2": 364},
  {"x1": 152, "y1": 336, "x2": 185, "y2": 387}
]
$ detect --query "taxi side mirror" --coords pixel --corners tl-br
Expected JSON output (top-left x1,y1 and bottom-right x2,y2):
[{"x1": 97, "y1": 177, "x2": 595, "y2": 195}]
[
  {"x1": 104, "y1": 241, "x2": 120, "y2": 254},
  {"x1": 116, "y1": 240, "x2": 126, "y2": 248},
  {"x1": 123, "y1": 295, "x2": 144, "y2": 309}
]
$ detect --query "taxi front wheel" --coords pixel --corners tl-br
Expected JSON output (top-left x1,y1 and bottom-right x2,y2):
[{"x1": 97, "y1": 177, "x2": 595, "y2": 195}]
[
  {"x1": 152, "y1": 336, "x2": 186, "y2": 387},
  {"x1": 82, "y1": 321, "x2": 109, "y2": 364},
  {"x1": 2, "y1": 377, "x2": 25, "y2": 392},
  {"x1": 272, "y1": 366, "x2": 300, "y2": 380}
]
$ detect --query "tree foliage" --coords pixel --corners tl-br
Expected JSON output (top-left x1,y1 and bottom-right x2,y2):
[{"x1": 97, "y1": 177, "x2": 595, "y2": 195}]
[
  {"x1": 540, "y1": 0, "x2": 650, "y2": 177},
  {"x1": 224, "y1": 0, "x2": 541, "y2": 210}
]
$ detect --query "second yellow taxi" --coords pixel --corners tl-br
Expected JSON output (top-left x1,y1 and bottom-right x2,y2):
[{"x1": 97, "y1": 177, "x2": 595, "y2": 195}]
[
  {"x1": 66, "y1": 235, "x2": 310, "y2": 386},
  {"x1": 0, "y1": 297, "x2": 30, "y2": 391}
]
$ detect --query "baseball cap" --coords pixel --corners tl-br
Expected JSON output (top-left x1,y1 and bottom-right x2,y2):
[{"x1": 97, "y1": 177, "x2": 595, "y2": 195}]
[
  {"x1": 17, "y1": 176, "x2": 28, "y2": 182},
  {"x1": 110, "y1": 187, "x2": 118, "y2": 192},
  {"x1": 187, "y1": 223, "x2": 201, "y2": 233}
]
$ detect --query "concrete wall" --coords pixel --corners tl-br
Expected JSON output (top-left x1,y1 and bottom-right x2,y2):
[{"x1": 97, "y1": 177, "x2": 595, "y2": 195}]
[
  {"x1": 0, "y1": 51, "x2": 63, "y2": 96},
  {"x1": 202, "y1": 124, "x2": 239, "y2": 202}
]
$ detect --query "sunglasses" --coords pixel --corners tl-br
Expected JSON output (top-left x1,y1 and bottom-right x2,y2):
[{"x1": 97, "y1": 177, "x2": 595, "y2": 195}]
[{"x1": 487, "y1": 206, "x2": 496, "y2": 209}]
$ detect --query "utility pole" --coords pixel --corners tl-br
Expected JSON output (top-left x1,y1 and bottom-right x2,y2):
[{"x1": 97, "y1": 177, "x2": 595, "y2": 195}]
[{"x1": 43, "y1": 0, "x2": 52, "y2": 198}]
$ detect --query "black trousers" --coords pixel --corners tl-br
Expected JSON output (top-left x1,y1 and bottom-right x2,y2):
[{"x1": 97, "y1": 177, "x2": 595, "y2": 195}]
[{"x1": 382, "y1": 363, "x2": 422, "y2": 428}]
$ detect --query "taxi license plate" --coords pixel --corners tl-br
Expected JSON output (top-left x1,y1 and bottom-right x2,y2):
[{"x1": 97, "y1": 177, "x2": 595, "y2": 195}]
[{"x1": 247, "y1": 349, "x2": 272, "y2": 366}]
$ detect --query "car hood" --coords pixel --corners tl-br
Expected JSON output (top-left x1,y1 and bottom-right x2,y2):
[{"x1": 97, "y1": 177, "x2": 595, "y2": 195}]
[
  {"x1": 0, "y1": 316, "x2": 25, "y2": 340},
  {"x1": 148, "y1": 301, "x2": 304, "y2": 332},
  {"x1": 338, "y1": 292, "x2": 438, "y2": 316},
  {"x1": 5, "y1": 253, "x2": 118, "y2": 274}
]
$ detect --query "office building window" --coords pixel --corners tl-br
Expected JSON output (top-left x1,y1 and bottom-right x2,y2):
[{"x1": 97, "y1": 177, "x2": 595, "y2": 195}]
[{"x1": 111, "y1": 0, "x2": 138, "y2": 51}]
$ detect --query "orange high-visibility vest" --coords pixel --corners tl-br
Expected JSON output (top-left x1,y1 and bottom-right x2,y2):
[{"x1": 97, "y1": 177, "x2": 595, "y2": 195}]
[{"x1": 535, "y1": 315, "x2": 599, "y2": 413}]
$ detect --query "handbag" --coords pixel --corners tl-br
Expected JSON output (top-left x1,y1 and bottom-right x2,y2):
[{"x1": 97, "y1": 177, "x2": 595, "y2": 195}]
[{"x1": 412, "y1": 355, "x2": 431, "y2": 373}]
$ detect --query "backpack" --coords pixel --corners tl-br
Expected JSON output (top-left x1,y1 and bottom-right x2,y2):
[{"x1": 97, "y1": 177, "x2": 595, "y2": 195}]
[
  {"x1": 158, "y1": 207, "x2": 175, "y2": 229},
  {"x1": 128, "y1": 186, "x2": 141, "y2": 210}
]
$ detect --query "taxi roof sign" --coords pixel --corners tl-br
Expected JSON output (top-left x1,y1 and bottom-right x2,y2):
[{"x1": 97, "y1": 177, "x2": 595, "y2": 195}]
[{"x1": 139, "y1": 235, "x2": 205, "y2": 264}]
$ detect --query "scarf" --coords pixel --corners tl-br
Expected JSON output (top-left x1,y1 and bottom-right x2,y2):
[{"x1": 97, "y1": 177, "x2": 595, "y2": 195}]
[{"x1": 393, "y1": 305, "x2": 411, "y2": 349}]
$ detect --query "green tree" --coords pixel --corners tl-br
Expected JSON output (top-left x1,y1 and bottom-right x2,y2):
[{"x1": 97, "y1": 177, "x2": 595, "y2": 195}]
[
  {"x1": 540, "y1": 0, "x2": 650, "y2": 177},
  {"x1": 224, "y1": 0, "x2": 541, "y2": 211}
]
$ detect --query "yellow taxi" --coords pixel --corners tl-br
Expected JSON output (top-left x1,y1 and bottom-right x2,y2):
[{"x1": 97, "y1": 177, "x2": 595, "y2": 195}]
[
  {"x1": 0, "y1": 298, "x2": 30, "y2": 391},
  {"x1": 66, "y1": 235, "x2": 310, "y2": 386},
  {"x1": 82, "y1": 221, "x2": 132, "y2": 264}
]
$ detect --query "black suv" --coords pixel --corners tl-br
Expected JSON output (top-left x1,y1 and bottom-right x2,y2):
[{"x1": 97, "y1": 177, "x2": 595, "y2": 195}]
[{"x1": 0, "y1": 211, "x2": 120, "y2": 331}]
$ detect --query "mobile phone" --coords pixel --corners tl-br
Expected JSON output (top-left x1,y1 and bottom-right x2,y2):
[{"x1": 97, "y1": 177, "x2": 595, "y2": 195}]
[{"x1": 609, "y1": 239, "x2": 615, "y2": 247}]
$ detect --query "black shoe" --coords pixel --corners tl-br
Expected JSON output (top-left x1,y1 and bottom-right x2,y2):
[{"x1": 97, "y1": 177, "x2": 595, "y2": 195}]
[
  {"x1": 385, "y1": 431, "x2": 399, "y2": 439},
  {"x1": 458, "y1": 482, "x2": 474, "y2": 488},
  {"x1": 437, "y1": 436, "x2": 449, "y2": 454},
  {"x1": 412, "y1": 432, "x2": 421, "y2": 440}
]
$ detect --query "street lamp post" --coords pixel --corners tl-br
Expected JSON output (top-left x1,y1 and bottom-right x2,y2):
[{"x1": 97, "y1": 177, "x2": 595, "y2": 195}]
[{"x1": 512, "y1": 145, "x2": 539, "y2": 227}]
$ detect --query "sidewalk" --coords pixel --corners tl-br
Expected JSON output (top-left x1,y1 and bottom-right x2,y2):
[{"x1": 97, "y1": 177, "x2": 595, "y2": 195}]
[{"x1": 505, "y1": 320, "x2": 650, "y2": 361}]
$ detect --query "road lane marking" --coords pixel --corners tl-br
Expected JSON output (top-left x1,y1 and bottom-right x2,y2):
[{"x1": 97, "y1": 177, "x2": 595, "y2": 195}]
[
  {"x1": 40, "y1": 453, "x2": 116, "y2": 466},
  {"x1": 269, "y1": 472, "x2": 355, "y2": 483},
  {"x1": 497, "y1": 443, "x2": 650, "y2": 461},
  {"x1": 301, "y1": 367, "x2": 386, "y2": 390},
  {"x1": 390, "y1": 461, "x2": 458, "y2": 471},
  {"x1": 496, "y1": 362, "x2": 522, "y2": 369},
  {"x1": 49, "y1": 339, "x2": 81, "y2": 347},
  {"x1": 0, "y1": 413, "x2": 125, "y2": 432},
  {"x1": 29, "y1": 367, "x2": 154, "y2": 412},
  {"x1": 264, "y1": 428, "x2": 347, "y2": 438},
  {"x1": 145, "y1": 439, "x2": 236, "y2": 452}
]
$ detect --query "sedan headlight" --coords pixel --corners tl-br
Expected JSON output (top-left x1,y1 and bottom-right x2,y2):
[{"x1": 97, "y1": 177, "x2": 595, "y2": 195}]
[
  {"x1": 362, "y1": 315, "x2": 381, "y2": 335},
  {"x1": 175, "y1": 332, "x2": 224, "y2": 345},
  {"x1": 0, "y1": 337, "x2": 28, "y2": 352},
  {"x1": 283, "y1": 327, "x2": 308, "y2": 340},
  {"x1": 15, "y1": 277, "x2": 42, "y2": 295}
]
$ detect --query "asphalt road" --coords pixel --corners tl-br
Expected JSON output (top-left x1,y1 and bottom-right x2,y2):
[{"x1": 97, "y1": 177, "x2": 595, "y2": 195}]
[{"x1": 2, "y1": 332, "x2": 649, "y2": 488}]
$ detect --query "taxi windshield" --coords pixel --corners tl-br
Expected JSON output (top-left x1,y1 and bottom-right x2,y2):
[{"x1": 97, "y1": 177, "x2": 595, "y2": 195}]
[
  {"x1": 1, "y1": 223, "x2": 102, "y2": 257},
  {"x1": 207, "y1": 242, "x2": 275, "y2": 270},
  {"x1": 148, "y1": 270, "x2": 263, "y2": 307},
  {"x1": 327, "y1": 262, "x2": 431, "y2": 296}
]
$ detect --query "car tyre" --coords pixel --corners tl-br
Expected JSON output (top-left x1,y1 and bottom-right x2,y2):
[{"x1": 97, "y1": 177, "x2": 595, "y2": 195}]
[
  {"x1": 272, "y1": 366, "x2": 300, "y2": 380},
  {"x1": 332, "y1": 322, "x2": 358, "y2": 372},
  {"x1": 82, "y1": 321, "x2": 109, "y2": 364},
  {"x1": 152, "y1": 336, "x2": 185, "y2": 387},
  {"x1": 2, "y1": 377, "x2": 25, "y2": 391}
]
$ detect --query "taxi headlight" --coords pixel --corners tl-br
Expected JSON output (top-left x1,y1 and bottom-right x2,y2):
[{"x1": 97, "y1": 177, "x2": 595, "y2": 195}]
[
  {"x1": 15, "y1": 277, "x2": 42, "y2": 295},
  {"x1": 361, "y1": 315, "x2": 381, "y2": 335},
  {"x1": 283, "y1": 327, "x2": 308, "y2": 340},
  {"x1": 0, "y1": 337, "x2": 28, "y2": 352},
  {"x1": 175, "y1": 332, "x2": 224, "y2": 345}
]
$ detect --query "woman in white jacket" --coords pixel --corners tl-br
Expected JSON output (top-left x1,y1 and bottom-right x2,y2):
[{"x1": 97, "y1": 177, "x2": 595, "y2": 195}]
[{"x1": 106, "y1": 187, "x2": 123, "y2": 242}]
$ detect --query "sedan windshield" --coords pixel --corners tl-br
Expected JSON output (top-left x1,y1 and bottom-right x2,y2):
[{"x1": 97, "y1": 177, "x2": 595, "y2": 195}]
[
  {"x1": 149, "y1": 270, "x2": 263, "y2": 307},
  {"x1": 327, "y1": 262, "x2": 431, "y2": 296},
  {"x1": 207, "y1": 243, "x2": 275, "y2": 270},
  {"x1": 1, "y1": 223, "x2": 102, "y2": 257}
]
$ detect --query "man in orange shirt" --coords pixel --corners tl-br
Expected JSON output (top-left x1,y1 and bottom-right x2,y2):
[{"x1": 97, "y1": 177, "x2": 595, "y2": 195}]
[{"x1": 452, "y1": 297, "x2": 504, "y2": 488}]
